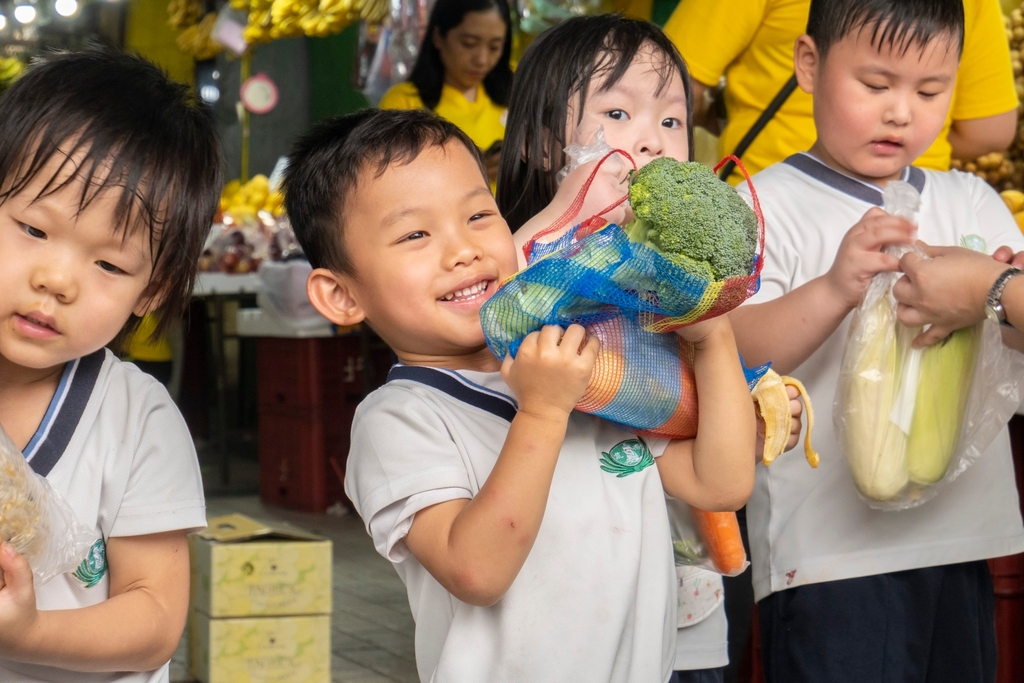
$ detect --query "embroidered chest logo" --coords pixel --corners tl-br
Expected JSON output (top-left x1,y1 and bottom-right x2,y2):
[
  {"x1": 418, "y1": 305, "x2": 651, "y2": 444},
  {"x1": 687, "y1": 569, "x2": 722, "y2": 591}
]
[
  {"x1": 74, "y1": 539, "x2": 107, "y2": 588},
  {"x1": 600, "y1": 439, "x2": 654, "y2": 477}
]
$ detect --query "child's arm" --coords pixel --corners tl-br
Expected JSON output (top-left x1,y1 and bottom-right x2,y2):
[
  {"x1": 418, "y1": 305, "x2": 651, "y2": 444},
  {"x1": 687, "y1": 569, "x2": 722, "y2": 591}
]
[
  {"x1": 730, "y1": 208, "x2": 916, "y2": 374},
  {"x1": 404, "y1": 324, "x2": 598, "y2": 607},
  {"x1": 0, "y1": 530, "x2": 188, "y2": 672},
  {"x1": 656, "y1": 317, "x2": 756, "y2": 511}
]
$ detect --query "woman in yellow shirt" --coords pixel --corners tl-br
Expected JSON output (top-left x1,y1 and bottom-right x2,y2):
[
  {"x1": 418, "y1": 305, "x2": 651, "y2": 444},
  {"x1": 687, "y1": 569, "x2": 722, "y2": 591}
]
[
  {"x1": 665, "y1": 0, "x2": 1018, "y2": 183},
  {"x1": 380, "y1": 0, "x2": 512, "y2": 182}
]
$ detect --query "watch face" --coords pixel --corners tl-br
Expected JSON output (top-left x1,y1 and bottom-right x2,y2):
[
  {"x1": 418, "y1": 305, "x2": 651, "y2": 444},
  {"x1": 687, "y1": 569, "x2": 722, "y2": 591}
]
[{"x1": 986, "y1": 305, "x2": 1001, "y2": 325}]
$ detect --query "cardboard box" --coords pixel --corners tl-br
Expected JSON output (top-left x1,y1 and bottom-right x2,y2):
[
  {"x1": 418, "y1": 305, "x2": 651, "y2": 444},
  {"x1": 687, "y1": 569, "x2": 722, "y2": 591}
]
[
  {"x1": 189, "y1": 611, "x2": 330, "y2": 683},
  {"x1": 190, "y1": 514, "x2": 332, "y2": 618}
]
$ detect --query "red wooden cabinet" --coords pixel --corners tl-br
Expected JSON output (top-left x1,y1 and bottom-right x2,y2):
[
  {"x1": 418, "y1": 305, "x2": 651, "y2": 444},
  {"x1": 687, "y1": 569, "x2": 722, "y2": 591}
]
[{"x1": 256, "y1": 335, "x2": 366, "y2": 513}]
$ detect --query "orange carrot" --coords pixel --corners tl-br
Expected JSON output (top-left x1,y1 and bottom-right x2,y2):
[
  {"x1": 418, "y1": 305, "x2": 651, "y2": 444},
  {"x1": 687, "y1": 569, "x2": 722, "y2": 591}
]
[{"x1": 689, "y1": 507, "x2": 747, "y2": 575}]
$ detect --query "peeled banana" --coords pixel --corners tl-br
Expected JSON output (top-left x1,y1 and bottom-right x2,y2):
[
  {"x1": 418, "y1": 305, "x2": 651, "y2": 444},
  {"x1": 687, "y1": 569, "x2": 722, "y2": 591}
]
[{"x1": 752, "y1": 369, "x2": 818, "y2": 468}]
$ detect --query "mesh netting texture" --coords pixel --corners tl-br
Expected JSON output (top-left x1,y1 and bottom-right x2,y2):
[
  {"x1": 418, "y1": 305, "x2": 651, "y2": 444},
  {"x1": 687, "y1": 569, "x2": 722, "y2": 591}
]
[{"x1": 480, "y1": 156, "x2": 768, "y2": 439}]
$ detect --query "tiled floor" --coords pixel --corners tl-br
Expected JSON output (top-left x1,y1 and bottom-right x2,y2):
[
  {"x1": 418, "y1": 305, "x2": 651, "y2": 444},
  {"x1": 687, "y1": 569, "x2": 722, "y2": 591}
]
[{"x1": 171, "y1": 496, "x2": 418, "y2": 683}]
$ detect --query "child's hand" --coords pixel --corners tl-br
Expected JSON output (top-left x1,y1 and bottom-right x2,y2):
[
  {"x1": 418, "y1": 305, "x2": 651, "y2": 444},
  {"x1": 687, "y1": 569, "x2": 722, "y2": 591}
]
[
  {"x1": 754, "y1": 385, "x2": 803, "y2": 463},
  {"x1": 0, "y1": 543, "x2": 39, "y2": 659},
  {"x1": 825, "y1": 207, "x2": 916, "y2": 309},
  {"x1": 513, "y1": 154, "x2": 634, "y2": 267},
  {"x1": 675, "y1": 316, "x2": 730, "y2": 350},
  {"x1": 993, "y1": 245, "x2": 1024, "y2": 270},
  {"x1": 502, "y1": 324, "x2": 599, "y2": 421}
]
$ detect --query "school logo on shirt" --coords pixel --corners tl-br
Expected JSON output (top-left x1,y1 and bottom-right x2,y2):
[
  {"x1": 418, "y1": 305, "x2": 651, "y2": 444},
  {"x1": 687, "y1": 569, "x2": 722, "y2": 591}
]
[
  {"x1": 600, "y1": 439, "x2": 654, "y2": 477},
  {"x1": 961, "y1": 234, "x2": 987, "y2": 253},
  {"x1": 74, "y1": 539, "x2": 107, "y2": 588}
]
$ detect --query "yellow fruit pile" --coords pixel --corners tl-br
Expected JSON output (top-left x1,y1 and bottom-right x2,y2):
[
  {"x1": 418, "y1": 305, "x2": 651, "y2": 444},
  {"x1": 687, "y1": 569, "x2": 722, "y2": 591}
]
[
  {"x1": 176, "y1": 13, "x2": 225, "y2": 61},
  {"x1": 0, "y1": 57, "x2": 24, "y2": 88},
  {"x1": 167, "y1": 0, "x2": 203, "y2": 28},
  {"x1": 220, "y1": 175, "x2": 285, "y2": 219},
  {"x1": 953, "y1": 5, "x2": 1024, "y2": 190},
  {"x1": 1001, "y1": 189, "x2": 1024, "y2": 233},
  {"x1": 240, "y1": 0, "x2": 389, "y2": 44}
]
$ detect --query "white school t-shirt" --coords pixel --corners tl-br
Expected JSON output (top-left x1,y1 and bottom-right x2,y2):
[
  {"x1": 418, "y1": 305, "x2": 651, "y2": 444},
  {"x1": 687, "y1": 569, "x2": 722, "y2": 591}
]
[
  {"x1": 736, "y1": 153, "x2": 1024, "y2": 602},
  {"x1": 0, "y1": 350, "x2": 207, "y2": 683},
  {"x1": 346, "y1": 365, "x2": 680, "y2": 682}
]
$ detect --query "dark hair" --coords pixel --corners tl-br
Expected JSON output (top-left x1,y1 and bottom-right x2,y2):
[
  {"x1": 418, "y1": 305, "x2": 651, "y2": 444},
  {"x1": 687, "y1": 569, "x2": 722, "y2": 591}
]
[
  {"x1": 496, "y1": 14, "x2": 693, "y2": 233},
  {"x1": 807, "y1": 0, "x2": 964, "y2": 60},
  {"x1": 283, "y1": 108, "x2": 486, "y2": 275},
  {"x1": 409, "y1": 0, "x2": 513, "y2": 110},
  {"x1": 0, "y1": 48, "x2": 222, "y2": 344}
]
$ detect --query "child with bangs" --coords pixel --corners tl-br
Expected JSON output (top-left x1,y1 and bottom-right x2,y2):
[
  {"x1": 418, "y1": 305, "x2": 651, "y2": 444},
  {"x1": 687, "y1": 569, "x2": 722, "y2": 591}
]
[
  {"x1": 497, "y1": 15, "x2": 802, "y2": 679},
  {"x1": 287, "y1": 98, "x2": 763, "y2": 678},
  {"x1": 0, "y1": 50, "x2": 220, "y2": 682},
  {"x1": 725, "y1": 0, "x2": 1024, "y2": 681}
]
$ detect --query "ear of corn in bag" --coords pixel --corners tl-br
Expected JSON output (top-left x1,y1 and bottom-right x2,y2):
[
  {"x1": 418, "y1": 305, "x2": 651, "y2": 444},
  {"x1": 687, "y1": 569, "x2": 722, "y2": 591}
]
[
  {"x1": 835, "y1": 180, "x2": 1006, "y2": 509},
  {"x1": 0, "y1": 425, "x2": 94, "y2": 584}
]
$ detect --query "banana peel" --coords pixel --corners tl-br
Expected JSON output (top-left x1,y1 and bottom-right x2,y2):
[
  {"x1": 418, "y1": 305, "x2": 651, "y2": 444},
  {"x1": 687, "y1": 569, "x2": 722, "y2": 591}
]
[{"x1": 752, "y1": 369, "x2": 818, "y2": 468}]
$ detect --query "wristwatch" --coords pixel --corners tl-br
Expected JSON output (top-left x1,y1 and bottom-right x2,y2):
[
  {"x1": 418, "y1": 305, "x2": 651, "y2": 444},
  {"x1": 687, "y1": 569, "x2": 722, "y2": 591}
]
[{"x1": 984, "y1": 267, "x2": 1023, "y2": 326}]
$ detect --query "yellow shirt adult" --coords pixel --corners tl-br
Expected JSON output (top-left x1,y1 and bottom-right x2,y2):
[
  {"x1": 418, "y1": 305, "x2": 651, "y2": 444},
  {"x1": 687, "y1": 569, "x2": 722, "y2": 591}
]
[
  {"x1": 665, "y1": 0, "x2": 1018, "y2": 183},
  {"x1": 380, "y1": 81, "x2": 506, "y2": 153}
]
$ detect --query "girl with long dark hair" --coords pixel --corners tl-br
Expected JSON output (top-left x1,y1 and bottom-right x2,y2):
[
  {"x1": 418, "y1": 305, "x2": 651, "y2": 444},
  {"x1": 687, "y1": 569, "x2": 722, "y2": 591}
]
[{"x1": 380, "y1": 0, "x2": 513, "y2": 181}]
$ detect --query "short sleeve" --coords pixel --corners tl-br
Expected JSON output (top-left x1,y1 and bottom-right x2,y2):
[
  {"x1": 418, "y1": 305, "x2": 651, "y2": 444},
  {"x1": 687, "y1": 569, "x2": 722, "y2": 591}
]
[
  {"x1": 952, "y1": 0, "x2": 1018, "y2": 121},
  {"x1": 959, "y1": 171, "x2": 1024, "y2": 254},
  {"x1": 107, "y1": 383, "x2": 206, "y2": 538},
  {"x1": 663, "y1": 0, "x2": 769, "y2": 87},
  {"x1": 346, "y1": 386, "x2": 476, "y2": 533},
  {"x1": 367, "y1": 488, "x2": 472, "y2": 562},
  {"x1": 736, "y1": 183, "x2": 801, "y2": 304},
  {"x1": 379, "y1": 83, "x2": 424, "y2": 111}
]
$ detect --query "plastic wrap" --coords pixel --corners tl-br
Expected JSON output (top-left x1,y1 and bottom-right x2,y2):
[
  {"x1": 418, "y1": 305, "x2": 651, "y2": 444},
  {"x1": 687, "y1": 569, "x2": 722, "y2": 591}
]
[
  {"x1": 0, "y1": 426, "x2": 94, "y2": 585},
  {"x1": 357, "y1": 0, "x2": 432, "y2": 105},
  {"x1": 666, "y1": 498, "x2": 748, "y2": 577},
  {"x1": 835, "y1": 181, "x2": 1024, "y2": 510}
]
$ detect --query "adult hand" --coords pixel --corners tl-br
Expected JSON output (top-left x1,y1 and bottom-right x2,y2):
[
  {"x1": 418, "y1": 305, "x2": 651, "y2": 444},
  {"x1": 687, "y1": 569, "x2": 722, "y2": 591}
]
[{"x1": 892, "y1": 244, "x2": 1008, "y2": 347}]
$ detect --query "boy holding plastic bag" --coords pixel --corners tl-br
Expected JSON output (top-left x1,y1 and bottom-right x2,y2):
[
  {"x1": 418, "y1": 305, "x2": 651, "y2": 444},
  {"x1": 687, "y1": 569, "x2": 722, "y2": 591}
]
[
  {"x1": 0, "y1": 51, "x2": 218, "y2": 681},
  {"x1": 727, "y1": 0, "x2": 1024, "y2": 681}
]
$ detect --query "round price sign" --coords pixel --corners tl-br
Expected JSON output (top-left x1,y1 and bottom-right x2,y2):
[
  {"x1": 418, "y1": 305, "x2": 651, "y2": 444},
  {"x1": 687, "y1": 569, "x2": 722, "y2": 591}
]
[{"x1": 240, "y1": 73, "x2": 279, "y2": 115}]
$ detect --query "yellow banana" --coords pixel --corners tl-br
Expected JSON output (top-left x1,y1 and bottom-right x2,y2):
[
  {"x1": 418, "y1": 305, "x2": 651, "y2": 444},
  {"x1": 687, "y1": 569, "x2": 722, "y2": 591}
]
[{"x1": 752, "y1": 369, "x2": 818, "y2": 468}]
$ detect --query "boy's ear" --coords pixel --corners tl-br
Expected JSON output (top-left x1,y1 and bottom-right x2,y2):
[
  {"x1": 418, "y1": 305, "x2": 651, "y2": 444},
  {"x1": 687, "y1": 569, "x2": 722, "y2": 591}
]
[
  {"x1": 306, "y1": 268, "x2": 366, "y2": 327},
  {"x1": 793, "y1": 34, "x2": 819, "y2": 94}
]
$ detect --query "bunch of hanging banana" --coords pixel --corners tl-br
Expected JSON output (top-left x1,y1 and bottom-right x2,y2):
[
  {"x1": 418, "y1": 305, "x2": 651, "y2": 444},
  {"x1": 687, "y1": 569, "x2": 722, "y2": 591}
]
[
  {"x1": 176, "y1": 13, "x2": 224, "y2": 61},
  {"x1": 0, "y1": 57, "x2": 23, "y2": 87},
  {"x1": 167, "y1": 0, "x2": 204, "y2": 29}
]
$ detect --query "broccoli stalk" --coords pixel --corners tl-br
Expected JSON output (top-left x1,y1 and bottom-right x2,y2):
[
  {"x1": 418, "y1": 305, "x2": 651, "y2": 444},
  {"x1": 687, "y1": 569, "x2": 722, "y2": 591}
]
[{"x1": 624, "y1": 157, "x2": 758, "y2": 281}]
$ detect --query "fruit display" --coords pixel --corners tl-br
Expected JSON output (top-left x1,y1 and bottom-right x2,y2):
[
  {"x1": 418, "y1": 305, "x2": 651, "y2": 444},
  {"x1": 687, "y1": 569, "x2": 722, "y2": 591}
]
[
  {"x1": 176, "y1": 13, "x2": 225, "y2": 61},
  {"x1": 240, "y1": 0, "x2": 390, "y2": 45},
  {"x1": 0, "y1": 57, "x2": 24, "y2": 93},
  {"x1": 1001, "y1": 189, "x2": 1024, "y2": 233},
  {"x1": 200, "y1": 176, "x2": 302, "y2": 273},
  {"x1": 167, "y1": 0, "x2": 204, "y2": 29},
  {"x1": 952, "y1": 5, "x2": 1024, "y2": 191}
]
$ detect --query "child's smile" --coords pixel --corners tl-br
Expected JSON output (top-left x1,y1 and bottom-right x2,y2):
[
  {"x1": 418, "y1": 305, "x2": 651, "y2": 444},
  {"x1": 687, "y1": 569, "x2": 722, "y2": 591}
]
[{"x1": 330, "y1": 142, "x2": 518, "y2": 370}]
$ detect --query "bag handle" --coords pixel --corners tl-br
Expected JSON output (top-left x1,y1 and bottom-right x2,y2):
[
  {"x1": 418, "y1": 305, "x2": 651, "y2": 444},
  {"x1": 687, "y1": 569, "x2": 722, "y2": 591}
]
[
  {"x1": 717, "y1": 74, "x2": 798, "y2": 182},
  {"x1": 524, "y1": 150, "x2": 637, "y2": 263}
]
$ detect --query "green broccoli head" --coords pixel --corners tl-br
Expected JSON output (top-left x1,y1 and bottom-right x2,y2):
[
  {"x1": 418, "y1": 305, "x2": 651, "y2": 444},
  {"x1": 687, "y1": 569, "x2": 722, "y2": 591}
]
[{"x1": 627, "y1": 157, "x2": 758, "y2": 280}]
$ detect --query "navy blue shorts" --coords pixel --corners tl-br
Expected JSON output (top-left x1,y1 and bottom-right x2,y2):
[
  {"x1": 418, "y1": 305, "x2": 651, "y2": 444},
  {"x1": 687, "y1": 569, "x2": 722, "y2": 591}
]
[
  {"x1": 670, "y1": 668, "x2": 725, "y2": 683},
  {"x1": 758, "y1": 560, "x2": 996, "y2": 683}
]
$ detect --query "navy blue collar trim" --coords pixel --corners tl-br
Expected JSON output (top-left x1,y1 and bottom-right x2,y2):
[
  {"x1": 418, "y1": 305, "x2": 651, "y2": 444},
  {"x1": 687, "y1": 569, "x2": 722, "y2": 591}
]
[
  {"x1": 24, "y1": 350, "x2": 104, "y2": 477},
  {"x1": 387, "y1": 365, "x2": 518, "y2": 423},
  {"x1": 783, "y1": 153, "x2": 926, "y2": 205}
]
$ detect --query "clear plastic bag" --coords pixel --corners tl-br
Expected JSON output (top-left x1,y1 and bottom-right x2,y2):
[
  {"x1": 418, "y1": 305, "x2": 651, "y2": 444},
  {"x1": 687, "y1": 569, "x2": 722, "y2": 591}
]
[
  {"x1": 666, "y1": 498, "x2": 748, "y2": 578},
  {"x1": 834, "y1": 181, "x2": 1024, "y2": 510},
  {"x1": 0, "y1": 426, "x2": 94, "y2": 585},
  {"x1": 555, "y1": 127, "x2": 614, "y2": 185}
]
